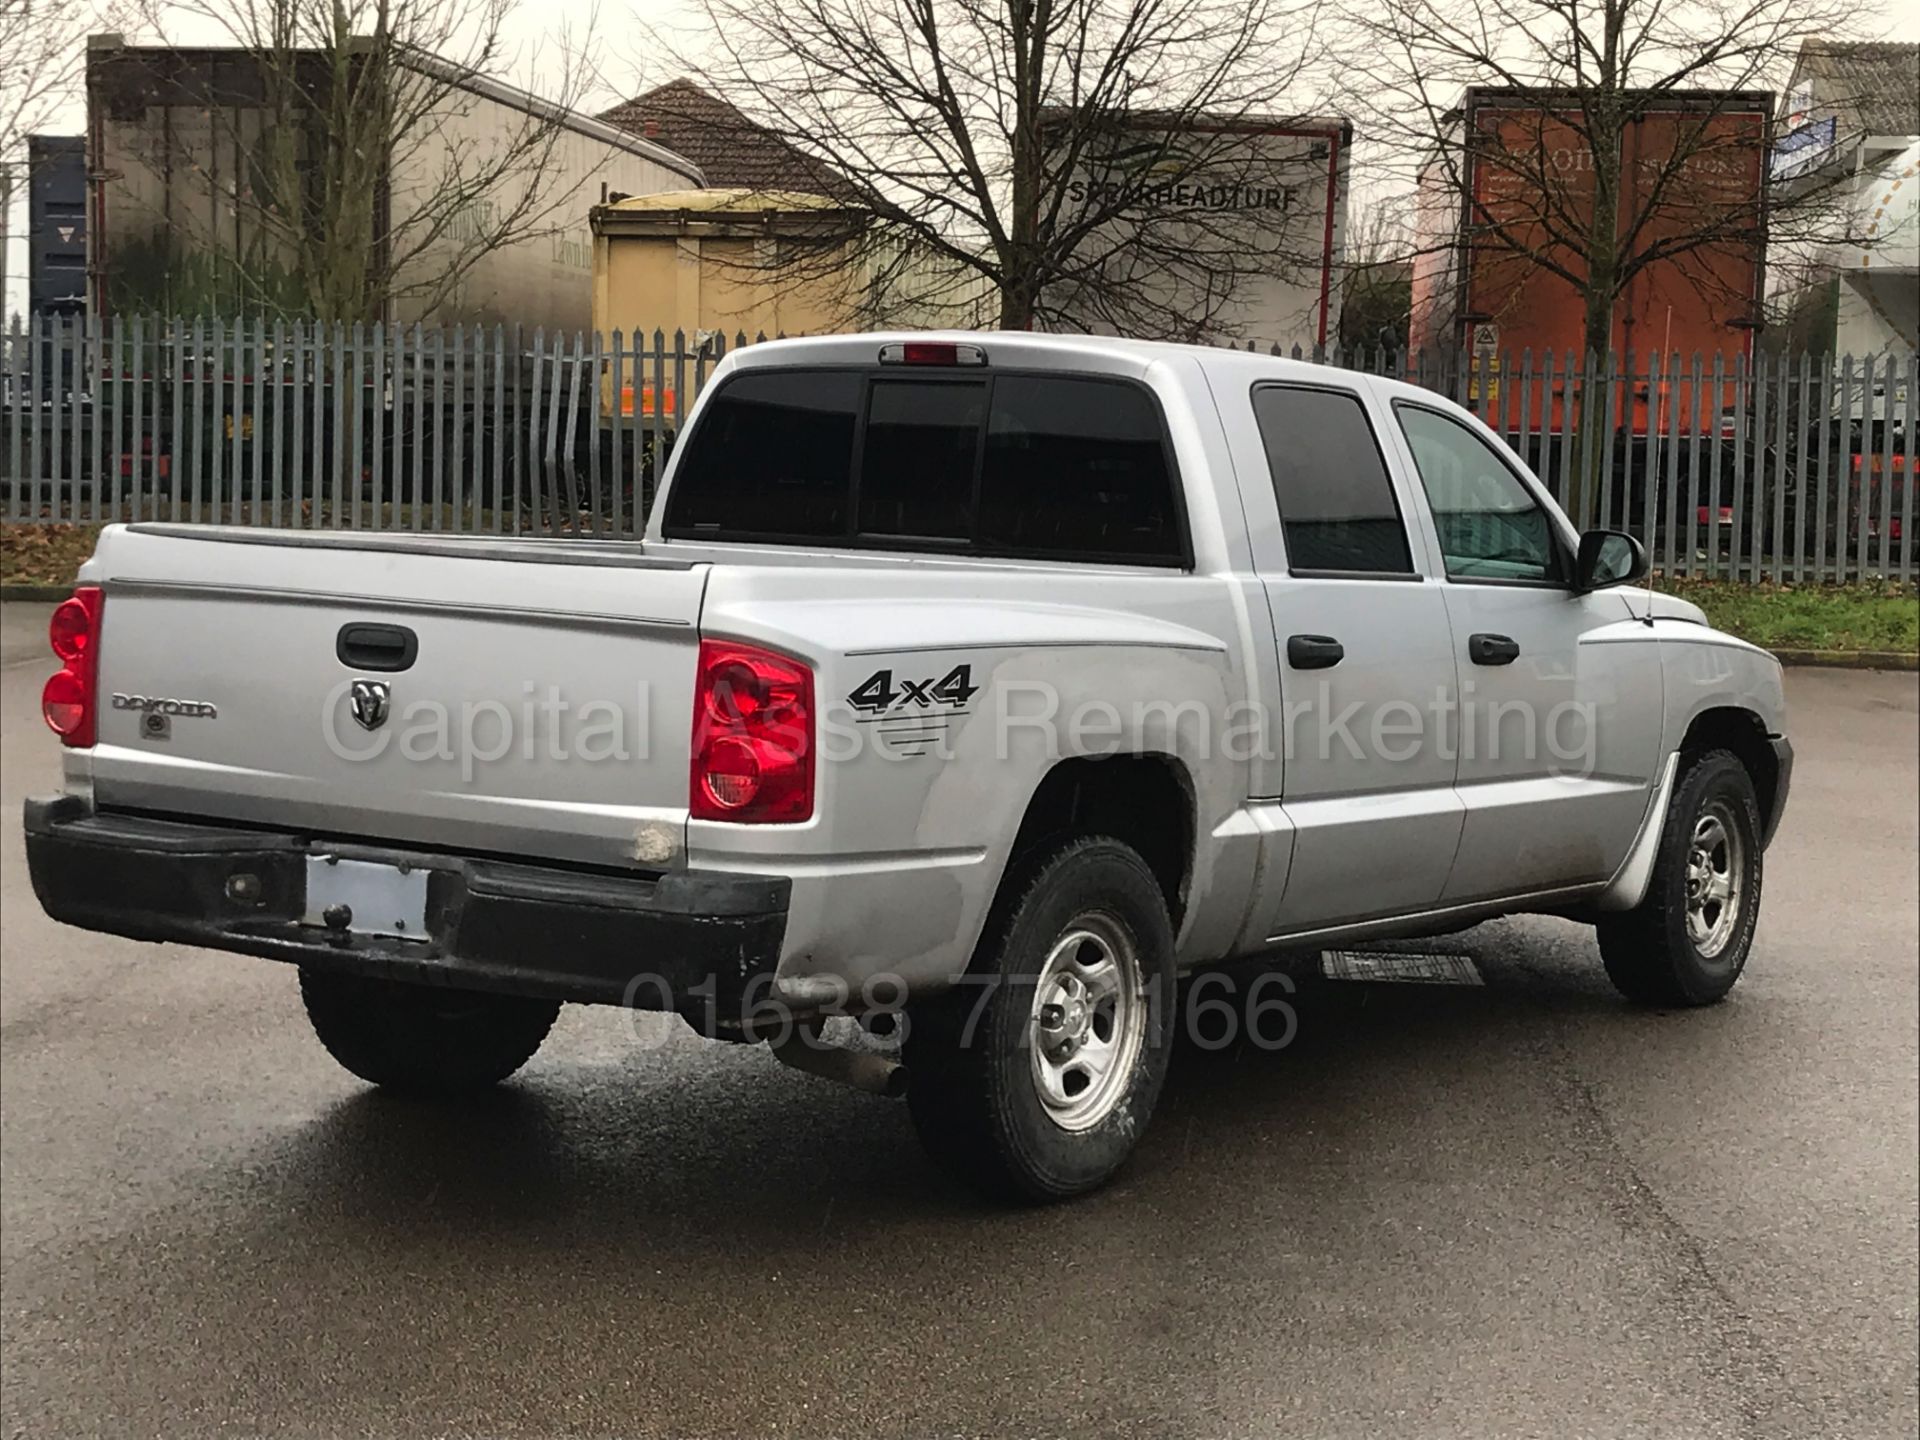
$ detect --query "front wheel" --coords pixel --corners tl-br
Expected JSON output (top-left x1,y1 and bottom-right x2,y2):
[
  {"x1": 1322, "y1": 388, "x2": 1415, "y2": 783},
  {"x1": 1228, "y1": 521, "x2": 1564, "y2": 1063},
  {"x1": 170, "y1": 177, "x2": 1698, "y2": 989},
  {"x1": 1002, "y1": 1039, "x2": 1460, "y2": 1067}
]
[
  {"x1": 299, "y1": 969, "x2": 559, "y2": 1093},
  {"x1": 1597, "y1": 750, "x2": 1763, "y2": 1005},
  {"x1": 904, "y1": 837, "x2": 1176, "y2": 1202}
]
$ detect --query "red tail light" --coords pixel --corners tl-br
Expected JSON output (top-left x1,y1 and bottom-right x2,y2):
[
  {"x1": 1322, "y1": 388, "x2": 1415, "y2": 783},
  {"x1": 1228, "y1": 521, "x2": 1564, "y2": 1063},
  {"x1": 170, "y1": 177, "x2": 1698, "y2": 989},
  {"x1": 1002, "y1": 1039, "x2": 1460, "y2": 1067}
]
[
  {"x1": 43, "y1": 586, "x2": 104, "y2": 747},
  {"x1": 690, "y1": 638, "x2": 813, "y2": 823}
]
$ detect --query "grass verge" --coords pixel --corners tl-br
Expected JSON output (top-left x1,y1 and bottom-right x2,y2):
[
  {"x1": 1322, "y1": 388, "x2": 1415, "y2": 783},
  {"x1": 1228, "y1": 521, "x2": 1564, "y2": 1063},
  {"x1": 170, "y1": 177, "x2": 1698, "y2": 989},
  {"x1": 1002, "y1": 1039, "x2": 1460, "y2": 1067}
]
[{"x1": 1656, "y1": 578, "x2": 1918, "y2": 655}]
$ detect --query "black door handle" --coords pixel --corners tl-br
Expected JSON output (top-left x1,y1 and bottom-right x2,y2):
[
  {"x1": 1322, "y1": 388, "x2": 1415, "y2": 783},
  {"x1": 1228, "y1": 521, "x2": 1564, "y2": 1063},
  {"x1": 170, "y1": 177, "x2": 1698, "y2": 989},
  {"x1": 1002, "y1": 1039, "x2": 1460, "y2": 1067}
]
[
  {"x1": 1469, "y1": 632, "x2": 1520, "y2": 666},
  {"x1": 1287, "y1": 634, "x2": 1344, "y2": 670},
  {"x1": 337, "y1": 622, "x2": 418, "y2": 672}
]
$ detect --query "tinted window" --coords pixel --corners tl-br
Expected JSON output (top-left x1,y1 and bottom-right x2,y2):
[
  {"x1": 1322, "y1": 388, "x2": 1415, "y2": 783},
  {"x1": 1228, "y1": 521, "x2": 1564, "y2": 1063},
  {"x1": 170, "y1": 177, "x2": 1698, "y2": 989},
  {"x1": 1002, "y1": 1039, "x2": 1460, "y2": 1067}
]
[
  {"x1": 1396, "y1": 405, "x2": 1561, "y2": 582},
  {"x1": 1251, "y1": 385, "x2": 1414, "y2": 574},
  {"x1": 859, "y1": 380, "x2": 984, "y2": 541},
  {"x1": 978, "y1": 376, "x2": 1181, "y2": 560},
  {"x1": 664, "y1": 371, "x2": 859, "y2": 537},
  {"x1": 664, "y1": 367, "x2": 1182, "y2": 563}
]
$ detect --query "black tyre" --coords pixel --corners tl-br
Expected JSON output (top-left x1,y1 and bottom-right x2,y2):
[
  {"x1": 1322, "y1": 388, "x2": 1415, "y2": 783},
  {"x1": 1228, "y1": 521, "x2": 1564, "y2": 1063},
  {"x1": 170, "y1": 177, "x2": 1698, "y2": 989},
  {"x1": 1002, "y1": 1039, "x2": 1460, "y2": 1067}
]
[
  {"x1": 299, "y1": 969, "x2": 559, "y2": 1093},
  {"x1": 1597, "y1": 750, "x2": 1763, "y2": 1006},
  {"x1": 904, "y1": 837, "x2": 1176, "y2": 1202}
]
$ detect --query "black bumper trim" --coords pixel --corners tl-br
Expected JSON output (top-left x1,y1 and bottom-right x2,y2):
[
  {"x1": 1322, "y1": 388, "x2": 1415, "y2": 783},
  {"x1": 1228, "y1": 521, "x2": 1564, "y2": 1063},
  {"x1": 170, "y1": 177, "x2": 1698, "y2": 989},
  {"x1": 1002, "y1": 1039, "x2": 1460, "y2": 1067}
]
[
  {"x1": 23, "y1": 795, "x2": 789, "y2": 1011},
  {"x1": 1763, "y1": 736, "x2": 1793, "y2": 849}
]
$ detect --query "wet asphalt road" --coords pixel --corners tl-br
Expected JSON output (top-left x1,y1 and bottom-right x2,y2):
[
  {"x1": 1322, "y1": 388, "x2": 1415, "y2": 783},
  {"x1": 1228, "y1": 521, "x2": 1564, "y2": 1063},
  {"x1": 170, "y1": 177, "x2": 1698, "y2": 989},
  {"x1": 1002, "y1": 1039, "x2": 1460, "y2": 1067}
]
[{"x1": 1, "y1": 598, "x2": 1915, "y2": 1439}]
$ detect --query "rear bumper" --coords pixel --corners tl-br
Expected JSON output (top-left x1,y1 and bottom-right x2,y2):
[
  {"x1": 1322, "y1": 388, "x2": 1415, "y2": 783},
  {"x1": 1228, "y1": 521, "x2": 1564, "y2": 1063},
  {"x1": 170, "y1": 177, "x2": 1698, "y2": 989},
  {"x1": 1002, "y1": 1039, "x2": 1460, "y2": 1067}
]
[{"x1": 23, "y1": 795, "x2": 789, "y2": 1014}]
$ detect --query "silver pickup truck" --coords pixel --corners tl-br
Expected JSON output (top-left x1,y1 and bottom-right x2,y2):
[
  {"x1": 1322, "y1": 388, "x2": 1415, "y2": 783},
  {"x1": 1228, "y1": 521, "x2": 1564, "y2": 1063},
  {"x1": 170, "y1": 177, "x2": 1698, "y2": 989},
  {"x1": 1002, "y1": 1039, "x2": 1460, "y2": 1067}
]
[{"x1": 25, "y1": 332, "x2": 1791, "y2": 1200}]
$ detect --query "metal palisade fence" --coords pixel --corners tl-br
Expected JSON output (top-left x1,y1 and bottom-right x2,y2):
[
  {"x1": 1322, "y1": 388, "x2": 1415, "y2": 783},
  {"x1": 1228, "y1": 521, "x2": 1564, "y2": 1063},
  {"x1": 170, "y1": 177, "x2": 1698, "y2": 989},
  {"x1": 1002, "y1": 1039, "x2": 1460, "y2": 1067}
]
[
  {"x1": 0, "y1": 315, "x2": 736, "y2": 540},
  {"x1": 1, "y1": 313, "x2": 1913, "y2": 582}
]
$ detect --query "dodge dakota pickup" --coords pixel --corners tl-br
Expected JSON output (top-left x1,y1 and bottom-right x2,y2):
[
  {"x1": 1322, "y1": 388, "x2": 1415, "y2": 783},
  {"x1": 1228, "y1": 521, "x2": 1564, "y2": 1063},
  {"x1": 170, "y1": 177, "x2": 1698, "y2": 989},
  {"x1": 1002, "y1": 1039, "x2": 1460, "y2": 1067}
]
[{"x1": 25, "y1": 332, "x2": 1791, "y2": 1200}]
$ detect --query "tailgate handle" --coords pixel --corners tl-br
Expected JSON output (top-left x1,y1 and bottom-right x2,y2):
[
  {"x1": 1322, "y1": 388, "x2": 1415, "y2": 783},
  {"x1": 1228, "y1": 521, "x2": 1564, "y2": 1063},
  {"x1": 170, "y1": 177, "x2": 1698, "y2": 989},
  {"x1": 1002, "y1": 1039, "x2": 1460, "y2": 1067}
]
[{"x1": 337, "y1": 623, "x2": 418, "y2": 672}]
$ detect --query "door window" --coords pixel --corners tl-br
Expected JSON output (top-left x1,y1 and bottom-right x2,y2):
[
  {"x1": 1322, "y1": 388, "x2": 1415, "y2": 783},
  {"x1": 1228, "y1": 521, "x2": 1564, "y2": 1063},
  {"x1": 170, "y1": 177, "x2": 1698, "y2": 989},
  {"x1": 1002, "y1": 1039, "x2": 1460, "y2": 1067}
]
[
  {"x1": 1251, "y1": 384, "x2": 1415, "y2": 575},
  {"x1": 1396, "y1": 405, "x2": 1563, "y2": 583}
]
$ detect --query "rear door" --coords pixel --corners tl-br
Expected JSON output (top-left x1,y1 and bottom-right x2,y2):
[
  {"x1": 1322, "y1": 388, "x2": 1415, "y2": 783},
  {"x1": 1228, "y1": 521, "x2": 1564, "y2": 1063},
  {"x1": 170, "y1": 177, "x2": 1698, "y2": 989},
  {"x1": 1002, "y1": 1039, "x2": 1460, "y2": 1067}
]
[
  {"x1": 1228, "y1": 379, "x2": 1464, "y2": 935},
  {"x1": 1384, "y1": 400, "x2": 1663, "y2": 901}
]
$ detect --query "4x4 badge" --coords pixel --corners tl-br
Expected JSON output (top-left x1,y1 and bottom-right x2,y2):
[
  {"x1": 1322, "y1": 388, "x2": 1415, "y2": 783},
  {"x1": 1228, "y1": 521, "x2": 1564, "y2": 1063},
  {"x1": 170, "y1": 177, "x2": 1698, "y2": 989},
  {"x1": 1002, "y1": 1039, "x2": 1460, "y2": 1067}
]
[{"x1": 349, "y1": 679, "x2": 391, "y2": 732}]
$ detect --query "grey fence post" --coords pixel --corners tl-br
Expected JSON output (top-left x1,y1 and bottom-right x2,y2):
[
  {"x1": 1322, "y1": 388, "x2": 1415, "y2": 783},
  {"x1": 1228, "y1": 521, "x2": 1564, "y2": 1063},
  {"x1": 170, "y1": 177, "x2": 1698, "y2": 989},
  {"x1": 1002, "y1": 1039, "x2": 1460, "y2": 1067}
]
[
  {"x1": 490, "y1": 325, "x2": 506, "y2": 533},
  {"x1": 1516, "y1": 349, "x2": 1533, "y2": 477},
  {"x1": 1789, "y1": 352, "x2": 1809, "y2": 582},
  {"x1": 456, "y1": 324, "x2": 473, "y2": 533},
  {"x1": 507, "y1": 324, "x2": 523, "y2": 532},
  {"x1": 90, "y1": 313, "x2": 106, "y2": 524},
  {"x1": 45, "y1": 315, "x2": 65, "y2": 522},
  {"x1": 346, "y1": 322, "x2": 365, "y2": 530},
  {"x1": 29, "y1": 315, "x2": 46, "y2": 520},
  {"x1": 69, "y1": 314, "x2": 84, "y2": 524},
  {"x1": 609, "y1": 329, "x2": 626, "y2": 537},
  {"x1": 664, "y1": 330, "x2": 682, "y2": 525},
  {"x1": 236, "y1": 315, "x2": 251, "y2": 524},
  {"x1": 3, "y1": 318, "x2": 20, "y2": 519},
  {"x1": 580, "y1": 330, "x2": 598, "y2": 537},
  {"x1": 102, "y1": 315, "x2": 120, "y2": 524},
  {"x1": 424, "y1": 324, "x2": 443, "y2": 532},
  {"x1": 543, "y1": 331, "x2": 571, "y2": 535},
  {"x1": 1813, "y1": 355, "x2": 1833, "y2": 581},
  {"x1": 1901, "y1": 358, "x2": 1917, "y2": 583},
  {"x1": 366, "y1": 322, "x2": 384, "y2": 532},
  {"x1": 1767, "y1": 350, "x2": 1788, "y2": 584},
  {"x1": 1641, "y1": 351, "x2": 1661, "y2": 557},
  {"x1": 3, "y1": 318, "x2": 17, "y2": 518},
  {"x1": 386, "y1": 322, "x2": 403, "y2": 531},
  {"x1": 235, "y1": 316, "x2": 251, "y2": 524},
  {"x1": 565, "y1": 332, "x2": 589, "y2": 536},
  {"x1": 1879, "y1": 354, "x2": 1900, "y2": 579},
  {"x1": 129, "y1": 315, "x2": 145, "y2": 524},
  {"x1": 1848, "y1": 356, "x2": 1868, "y2": 578}
]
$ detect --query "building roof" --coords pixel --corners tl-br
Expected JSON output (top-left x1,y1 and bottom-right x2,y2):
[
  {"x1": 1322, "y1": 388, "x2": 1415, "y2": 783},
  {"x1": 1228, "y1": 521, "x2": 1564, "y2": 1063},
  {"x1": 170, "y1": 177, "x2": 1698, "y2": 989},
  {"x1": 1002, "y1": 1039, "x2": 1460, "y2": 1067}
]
[
  {"x1": 1792, "y1": 41, "x2": 1919, "y2": 138},
  {"x1": 598, "y1": 80, "x2": 847, "y2": 196},
  {"x1": 599, "y1": 187, "x2": 854, "y2": 216}
]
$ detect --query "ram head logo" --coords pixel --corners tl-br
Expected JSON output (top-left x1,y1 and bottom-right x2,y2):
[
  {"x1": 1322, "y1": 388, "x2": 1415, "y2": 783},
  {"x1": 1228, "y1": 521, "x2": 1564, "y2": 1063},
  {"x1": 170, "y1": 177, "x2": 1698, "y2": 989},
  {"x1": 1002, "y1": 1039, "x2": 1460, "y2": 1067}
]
[{"x1": 349, "y1": 679, "x2": 391, "y2": 732}]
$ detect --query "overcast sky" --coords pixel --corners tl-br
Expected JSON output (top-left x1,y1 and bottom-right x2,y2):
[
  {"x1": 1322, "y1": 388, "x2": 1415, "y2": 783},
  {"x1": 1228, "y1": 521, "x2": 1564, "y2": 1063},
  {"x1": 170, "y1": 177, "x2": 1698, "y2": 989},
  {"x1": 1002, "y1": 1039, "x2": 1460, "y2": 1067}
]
[{"x1": 7, "y1": 0, "x2": 1919, "y2": 317}]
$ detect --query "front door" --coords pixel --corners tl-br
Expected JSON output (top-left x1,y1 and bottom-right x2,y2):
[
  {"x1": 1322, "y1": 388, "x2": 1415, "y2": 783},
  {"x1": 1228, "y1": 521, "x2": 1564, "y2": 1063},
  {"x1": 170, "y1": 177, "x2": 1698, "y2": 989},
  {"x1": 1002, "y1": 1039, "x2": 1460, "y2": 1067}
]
[{"x1": 1385, "y1": 400, "x2": 1664, "y2": 903}]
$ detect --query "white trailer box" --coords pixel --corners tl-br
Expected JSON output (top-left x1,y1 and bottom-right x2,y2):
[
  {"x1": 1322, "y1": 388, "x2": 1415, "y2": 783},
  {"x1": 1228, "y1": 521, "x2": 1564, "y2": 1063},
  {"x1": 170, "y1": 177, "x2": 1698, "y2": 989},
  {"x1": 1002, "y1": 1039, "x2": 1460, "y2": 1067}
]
[{"x1": 1044, "y1": 114, "x2": 1351, "y2": 351}]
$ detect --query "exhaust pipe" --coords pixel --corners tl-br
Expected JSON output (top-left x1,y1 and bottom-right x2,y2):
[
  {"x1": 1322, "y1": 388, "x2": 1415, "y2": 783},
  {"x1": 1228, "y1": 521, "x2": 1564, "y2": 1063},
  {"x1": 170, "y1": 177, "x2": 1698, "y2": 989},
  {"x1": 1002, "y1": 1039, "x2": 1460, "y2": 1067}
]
[{"x1": 771, "y1": 1031, "x2": 909, "y2": 1098}]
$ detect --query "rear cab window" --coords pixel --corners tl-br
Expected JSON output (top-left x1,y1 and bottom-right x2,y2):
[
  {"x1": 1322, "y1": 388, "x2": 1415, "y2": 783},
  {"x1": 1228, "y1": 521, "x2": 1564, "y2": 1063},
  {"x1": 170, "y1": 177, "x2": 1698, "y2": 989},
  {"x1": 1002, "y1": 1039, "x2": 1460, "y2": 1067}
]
[
  {"x1": 663, "y1": 367, "x2": 1187, "y2": 565},
  {"x1": 1250, "y1": 383, "x2": 1417, "y2": 577}
]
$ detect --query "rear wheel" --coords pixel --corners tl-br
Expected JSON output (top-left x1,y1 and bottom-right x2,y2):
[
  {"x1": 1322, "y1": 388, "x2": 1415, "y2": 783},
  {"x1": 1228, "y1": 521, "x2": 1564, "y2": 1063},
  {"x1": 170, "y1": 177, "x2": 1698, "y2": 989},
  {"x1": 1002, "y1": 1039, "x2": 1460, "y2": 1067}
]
[
  {"x1": 1597, "y1": 750, "x2": 1763, "y2": 1006},
  {"x1": 904, "y1": 837, "x2": 1175, "y2": 1202},
  {"x1": 299, "y1": 969, "x2": 559, "y2": 1093}
]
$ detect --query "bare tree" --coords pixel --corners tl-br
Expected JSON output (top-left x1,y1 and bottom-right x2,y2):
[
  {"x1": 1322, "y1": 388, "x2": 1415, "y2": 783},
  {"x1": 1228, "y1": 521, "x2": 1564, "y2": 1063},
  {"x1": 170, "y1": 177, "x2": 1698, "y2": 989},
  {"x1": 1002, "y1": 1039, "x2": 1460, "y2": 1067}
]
[
  {"x1": 115, "y1": 0, "x2": 610, "y2": 321},
  {"x1": 1343, "y1": 0, "x2": 1870, "y2": 359},
  {"x1": 647, "y1": 0, "x2": 1342, "y2": 339},
  {"x1": 1338, "y1": 200, "x2": 1413, "y2": 352}
]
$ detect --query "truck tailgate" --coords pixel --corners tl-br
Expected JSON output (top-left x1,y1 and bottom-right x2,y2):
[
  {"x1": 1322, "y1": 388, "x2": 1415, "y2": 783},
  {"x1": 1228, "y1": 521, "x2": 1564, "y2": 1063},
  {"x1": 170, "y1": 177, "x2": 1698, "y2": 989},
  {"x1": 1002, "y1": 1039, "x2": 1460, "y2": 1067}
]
[{"x1": 80, "y1": 526, "x2": 707, "y2": 869}]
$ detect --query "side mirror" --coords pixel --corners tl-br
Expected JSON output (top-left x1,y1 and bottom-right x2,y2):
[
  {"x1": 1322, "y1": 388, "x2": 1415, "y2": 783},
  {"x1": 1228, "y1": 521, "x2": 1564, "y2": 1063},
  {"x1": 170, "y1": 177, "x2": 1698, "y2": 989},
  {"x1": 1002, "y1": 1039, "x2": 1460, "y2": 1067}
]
[{"x1": 1573, "y1": 529, "x2": 1646, "y2": 593}]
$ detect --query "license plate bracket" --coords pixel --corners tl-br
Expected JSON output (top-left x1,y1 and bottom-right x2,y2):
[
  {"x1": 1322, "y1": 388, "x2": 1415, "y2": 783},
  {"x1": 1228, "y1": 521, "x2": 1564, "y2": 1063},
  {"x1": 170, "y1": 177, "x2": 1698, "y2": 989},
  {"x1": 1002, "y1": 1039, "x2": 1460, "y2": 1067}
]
[{"x1": 302, "y1": 856, "x2": 430, "y2": 940}]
